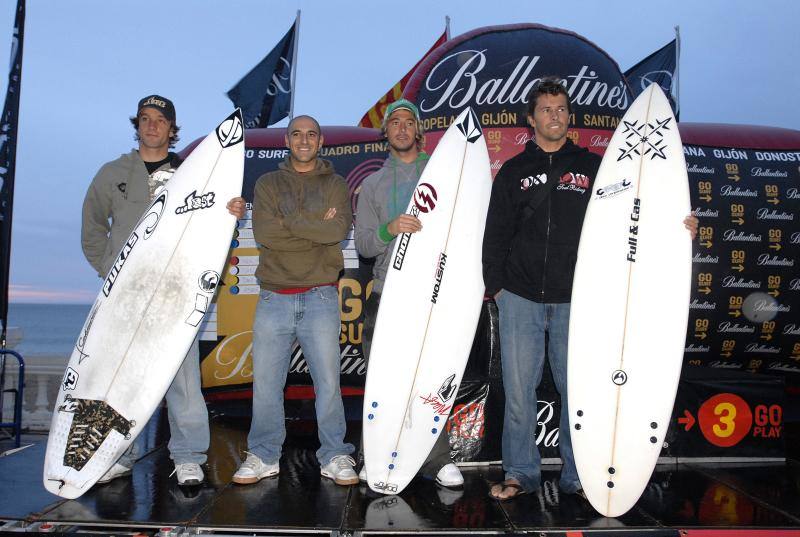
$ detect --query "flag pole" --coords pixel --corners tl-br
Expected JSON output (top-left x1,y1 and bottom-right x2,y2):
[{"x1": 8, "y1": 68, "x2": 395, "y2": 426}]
[
  {"x1": 0, "y1": 0, "x2": 25, "y2": 348},
  {"x1": 289, "y1": 10, "x2": 300, "y2": 121},
  {"x1": 674, "y1": 25, "x2": 681, "y2": 120}
]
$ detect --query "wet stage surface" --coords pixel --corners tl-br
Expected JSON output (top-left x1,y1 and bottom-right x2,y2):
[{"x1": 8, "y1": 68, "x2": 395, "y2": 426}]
[{"x1": 2, "y1": 406, "x2": 799, "y2": 535}]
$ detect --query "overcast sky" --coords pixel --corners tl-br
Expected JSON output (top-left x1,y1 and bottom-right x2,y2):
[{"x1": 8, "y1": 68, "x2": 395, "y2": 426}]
[{"x1": 2, "y1": 0, "x2": 798, "y2": 304}]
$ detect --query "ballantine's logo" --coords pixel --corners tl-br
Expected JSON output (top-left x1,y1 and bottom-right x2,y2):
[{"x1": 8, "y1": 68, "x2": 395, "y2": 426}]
[
  {"x1": 709, "y1": 361, "x2": 743, "y2": 369},
  {"x1": 590, "y1": 135, "x2": 609, "y2": 148},
  {"x1": 757, "y1": 254, "x2": 794, "y2": 267},
  {"x1": 783, "y1": 323, "x2": 800, "y2": 335},
  {"x1": 693, "y1": 208, "x2": 719, "y2": 218},
  {"x1": 685, "y1": 344, "x2": 710, "y2": 353},
  {"x1": 687, "y1": 164, "x2": 714, "y2": 174},
  {"x1": 751, "y1": 167, "x2": 788, "y2": 178},
  {"x1": 754, "y1": 299, "x2": 790, "y2": 313},
  {"x1": 769, "y1": 362, "x2": 800, "y2": 373},
  {"x1": 757, "y1": 208, "x2": 794, "y2": 221},
  {"x1": 176, "y1": 190, "x2": 215, "y2": 214},
  {"x1": 722, "y1": 276, "x2": 761, "y2": 288},
  {"x1": 722, "y1": 229, "x2": 762, "y2": 242},
  {"x1": 430, "y1": 252, "x2": 448, "y2": 304},
  {"x1": 787, "y1": 188, "x2": 800, "y2": 200},
  {"x1": 745, "y1": 343, "x2": 781, "y2": 354},
  {"x1": 717, "y1": 321, "x2": 755, "y2": 334},
  {"x1": 720, "y1": 185, "x2": 758, "y2": 197},
  {"x1": 419, "y1": 51, "x2": 628, "y2": 113},
  {"x1": 689, "y1": 299, "x2": 716, "y2": 310},
  {"x1": 693, "y1": 253, "x2": 719, "y2": 264}
]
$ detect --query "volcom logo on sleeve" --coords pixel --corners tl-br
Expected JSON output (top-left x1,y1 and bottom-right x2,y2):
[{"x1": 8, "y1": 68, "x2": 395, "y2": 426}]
[{"x1": 176, "y1": 191, "x2": 215, "y2": 214}]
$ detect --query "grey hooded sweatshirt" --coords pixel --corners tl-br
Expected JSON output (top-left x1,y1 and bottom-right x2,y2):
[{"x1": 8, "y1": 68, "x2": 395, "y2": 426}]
[{"x1": 354, "y1": 152, "x2": 428, "y2": 293}]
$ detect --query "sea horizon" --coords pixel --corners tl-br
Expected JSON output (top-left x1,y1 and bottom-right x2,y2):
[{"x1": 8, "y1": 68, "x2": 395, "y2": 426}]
[{"x1": 4, "y1": 303, "x2": 90, "y2": 357}]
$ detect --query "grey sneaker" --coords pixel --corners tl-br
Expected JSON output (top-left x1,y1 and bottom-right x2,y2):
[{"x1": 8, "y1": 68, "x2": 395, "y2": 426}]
[
  {"x1": 321, "y1": 455, "x2": 358, "y2": 486},
  {"x1": 174, "y1": 463, "x2": 204, "y2": 486},
  {"x1": 97, "y1": 463, "x2": 132, "y2": 484},
  {"x1": 233, "y1": 452, "x2": 279, "y2": 484}
]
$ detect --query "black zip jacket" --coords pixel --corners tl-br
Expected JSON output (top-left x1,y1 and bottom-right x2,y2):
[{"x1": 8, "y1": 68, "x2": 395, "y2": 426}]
[{"x1": 482, "y1": 139, "x2": 601, "y2": 303}]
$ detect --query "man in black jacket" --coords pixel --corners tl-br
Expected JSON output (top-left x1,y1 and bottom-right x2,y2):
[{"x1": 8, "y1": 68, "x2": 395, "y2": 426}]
[{"x1": 482, "y1": 77, "x2": 696, "y2": 500}]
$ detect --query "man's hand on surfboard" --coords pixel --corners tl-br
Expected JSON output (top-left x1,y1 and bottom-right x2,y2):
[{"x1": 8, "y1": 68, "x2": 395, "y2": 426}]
[
  {"x1": 227, "y1": 197, "x2": 246, "y2": 219},
  {"x1": 387, "y1": 214, "x2": 422, "y2": 236},
  {"x1": 684, "y1": 212, "x2": 699, "y2": 240}
]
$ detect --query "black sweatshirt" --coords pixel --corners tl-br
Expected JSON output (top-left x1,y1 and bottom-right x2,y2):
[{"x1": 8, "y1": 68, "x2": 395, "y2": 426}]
[{"x1": 482, "y1": 139, "x2": 601, "y2": 303}]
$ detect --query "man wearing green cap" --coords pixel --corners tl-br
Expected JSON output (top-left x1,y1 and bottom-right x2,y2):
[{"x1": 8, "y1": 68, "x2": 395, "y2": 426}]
[{"x1": 354, "y1": 99, "x2": 464, "y2": 488}]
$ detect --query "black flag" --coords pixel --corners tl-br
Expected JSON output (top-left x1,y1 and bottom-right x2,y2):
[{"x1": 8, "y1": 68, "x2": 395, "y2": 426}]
[
  {"x1": 0, "y1": 0, "x2": 25, "y2": 344},
  {"x1": 227, "y1": 17, "x2": 298, "y2": 128},
  {"x1": 624, "y1": 37, "x2": 679, "y2": 118}
]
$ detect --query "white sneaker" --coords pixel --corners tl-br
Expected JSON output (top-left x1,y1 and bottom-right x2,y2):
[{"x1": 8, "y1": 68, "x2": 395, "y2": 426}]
[
  {"x1": 97, "y1": 463, "x2": 132, "y2": 484},
  {"x1": 435, "y1": 463, "x2": 464, "y2": 488},
  {"x1": 320, "y1": 455, "x2": 358, "y2": 486},
  {"x1": 358, "y1": 466, "x2": 367, "y2": 482},
  {"x1": 232, "y1": 453, "x2": 279, "y2": 484},
  {"x1": 174, "y1": 463, "x2": 204, "y2": 486}
]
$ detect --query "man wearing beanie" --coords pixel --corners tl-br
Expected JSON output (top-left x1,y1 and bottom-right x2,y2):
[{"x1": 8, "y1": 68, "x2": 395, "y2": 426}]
[
  {"x1": 232, "y1": 115, "x2": 358, "y2": 486},
  {"x1": 81, "y1": 95, "x2": 245, "y2": 487},
  {"x1": 354, "y1": 99, "x2": 464, "y2": 489}
]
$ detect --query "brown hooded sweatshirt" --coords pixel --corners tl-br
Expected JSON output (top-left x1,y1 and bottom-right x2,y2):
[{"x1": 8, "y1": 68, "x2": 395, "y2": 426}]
[{"x1": 252, "y1": 157, "x2": 352, "y2": 290}]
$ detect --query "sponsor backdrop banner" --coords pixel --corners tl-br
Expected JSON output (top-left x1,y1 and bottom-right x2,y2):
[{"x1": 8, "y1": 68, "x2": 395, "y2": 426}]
[
  {"x1": 194, "y1": 23, "x2": 796, "y2": 462},
  {"x1": 404, "y1": 23, "x2": 634, "y2": 173},
  {"x1": 683, "y1": 145, "x2": 800, "y2": 378}
]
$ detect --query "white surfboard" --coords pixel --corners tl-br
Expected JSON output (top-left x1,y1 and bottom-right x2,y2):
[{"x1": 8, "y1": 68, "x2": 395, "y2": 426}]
[
  {"x1": 43, "y1": 110, "x2": 244, "y2": 499},
  {"x1": 363, "y1": 107, "x2": 492, "y2": 495},
  {"x1": 567, "y1": 84, "x2": 691, "y2": 517}
]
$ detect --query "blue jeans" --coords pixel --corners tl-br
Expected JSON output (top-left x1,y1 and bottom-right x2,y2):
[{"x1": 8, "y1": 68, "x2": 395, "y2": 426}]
[
  {"x1": 118, "y1": 335, "x2": 209, "y2": 467},
  {"x1": 248, "y1": 286, "x2": 354, "y2": 465},
  {"x1": 495, "y1": 290, "x2": 579, "y2": 493}
]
